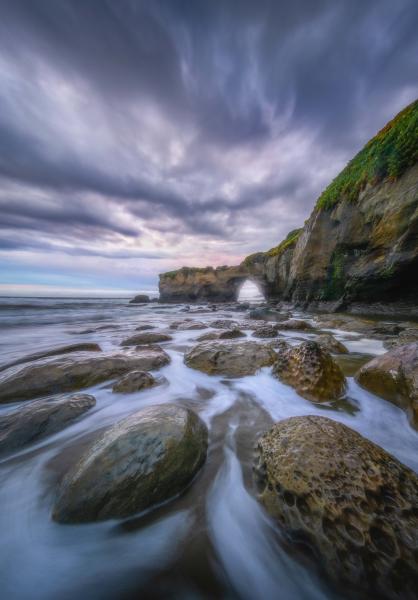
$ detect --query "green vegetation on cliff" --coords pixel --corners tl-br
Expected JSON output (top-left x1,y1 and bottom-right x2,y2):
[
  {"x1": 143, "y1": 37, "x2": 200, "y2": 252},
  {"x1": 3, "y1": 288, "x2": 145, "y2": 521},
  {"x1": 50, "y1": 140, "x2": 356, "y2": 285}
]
[
  {"x1": 243, "y1": 228, "x2": 302, "y2": 266},
  {"x1": 317, "y1": 99, "x2": 418, "y2": 210}
]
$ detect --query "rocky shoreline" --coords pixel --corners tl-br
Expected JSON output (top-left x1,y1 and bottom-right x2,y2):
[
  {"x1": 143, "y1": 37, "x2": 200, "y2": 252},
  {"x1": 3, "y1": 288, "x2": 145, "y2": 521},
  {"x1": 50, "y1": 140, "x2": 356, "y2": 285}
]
[{"x1": 0, "y1": 296, "x2": 417, "y2": 598}]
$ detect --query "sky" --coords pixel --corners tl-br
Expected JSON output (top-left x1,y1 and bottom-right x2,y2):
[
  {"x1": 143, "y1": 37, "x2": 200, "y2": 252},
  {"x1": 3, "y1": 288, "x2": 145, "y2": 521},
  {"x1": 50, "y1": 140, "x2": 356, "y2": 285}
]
[{"x1": 0, "y1": 0, "x2": 417, "y2": 297}]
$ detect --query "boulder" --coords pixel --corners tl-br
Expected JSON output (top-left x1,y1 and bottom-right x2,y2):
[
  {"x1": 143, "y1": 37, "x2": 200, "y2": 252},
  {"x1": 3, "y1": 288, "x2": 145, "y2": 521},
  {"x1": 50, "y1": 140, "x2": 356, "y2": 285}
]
[
  {"x1": 255, "y1": 416, "x2": 418, "y2": 599},
  {"x1": 355, "y1": 343, "x2": 418, "y2": 429},
  {"x1": 272, "y1": 341, "x2": 346, "y2": 401},
  {"x1": 170, "y1": 320, "x2": 207, "y2": 330},
  {"x1": 384, "y1": 329, "x2": 418, "y2": 350},
  {"x1": 0, "y1": 349, "x2": 170, "y2": 403},
  {"x1": 210, "y1": 319, "x2": 239, "y2": 329},
  {"x1": 248, "y1": 307, "x2": 287, "y2": 322},
  {"x1": 278, "y1": 319, "x2": 314, "y2": 331},
  {"x1": 184, "y1": 341, "x2": 276, "y2": 376},
  {"x1": 196, "y1": 329, "x2": 245, "y2": 342},
  {"x1": 53, "y1": 404, "x2": 208, "y2": 523},
  {"x1": 135, "y1": 324, "x2": 156, "y2": 331},
  {"x1": 121, "y1": 332, "x2": 172, "y2": 346},
  {"x1": 112, "y1": 371, "x2": 156, "y2": 393},
  {"x1": 129, "y1": 294, "x2": 150, "y2": 304},
  {"x1": 0, "y1": 343, "x2": 101, "y2": 373},
  {"x1": 252, "y1": 324, "x2": 279, "y2": 338},
  {"x1": 0, "y1": 394, "x2": 95, "y2": 455},
  {"x1": 316, "y1": 333, "x2": 348, "y2": 354}
]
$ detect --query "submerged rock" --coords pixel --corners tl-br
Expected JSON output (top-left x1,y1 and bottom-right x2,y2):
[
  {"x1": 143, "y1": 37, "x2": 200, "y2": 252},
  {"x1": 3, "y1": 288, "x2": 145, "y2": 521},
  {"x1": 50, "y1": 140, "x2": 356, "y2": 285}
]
[
  {"x1": 0, "y1": 343, "x2": 101, "y2": 374},
  {"x1": 112, "y1": 371, "x2": 156, "y2": 393},
  {"x1": 184, "y1": 341, "x2": 276, "y2": 376},
  {"x1": 254, "y1": 416, "x2": 418, "y2": 599},
  {"x1": 120, "y1": 332, "x2": 172, "y2": 346},
  {"x1": 170, "y1": 320, "x2": 207, "y2": 330},
  {"x1": 356, "y1": 343, "x2": 418, "y2": 429},
  {"x1": 248, "y1": 307, "x2": 287, "y2": 322},
  {"x1": 53, "y1": 404, "x2": 208, "y2": 523},
  {"x1": 0, "y1": 394, "x2": 95, "y2": 455},
  {"x1": 0, "y1": 349, "x2": 170, "y2": 403},
  {"x1": 135, "y1": 324, "x2": 156, "y2": 331},
  {"x1": 316, "y1": 333, "x2": 348, "y2": 354},
  {"x1": 272, "y1": 341, "x2": 346, "y2": 401},
  {"x1": 129, "y1": 294, "x2": 150, "y2": 304}
]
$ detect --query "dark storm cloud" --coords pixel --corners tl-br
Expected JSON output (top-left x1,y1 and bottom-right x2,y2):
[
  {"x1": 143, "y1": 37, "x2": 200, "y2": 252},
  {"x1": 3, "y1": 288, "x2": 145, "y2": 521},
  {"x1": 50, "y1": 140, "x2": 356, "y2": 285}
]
[{"x1": 0, "y1": 0, "x2": 417, "y2": 274}]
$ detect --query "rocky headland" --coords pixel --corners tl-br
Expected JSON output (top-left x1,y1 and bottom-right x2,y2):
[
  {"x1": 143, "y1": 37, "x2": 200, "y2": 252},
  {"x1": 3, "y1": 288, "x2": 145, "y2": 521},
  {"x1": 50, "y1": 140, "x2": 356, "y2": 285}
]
[{"x1": 159, "y1": 100, "x2": 418, "y2": 316}]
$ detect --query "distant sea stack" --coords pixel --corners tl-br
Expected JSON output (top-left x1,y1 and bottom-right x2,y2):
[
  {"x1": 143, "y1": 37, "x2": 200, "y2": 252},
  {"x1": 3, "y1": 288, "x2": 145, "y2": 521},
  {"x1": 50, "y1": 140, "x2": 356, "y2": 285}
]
[{"x1": 159, "y1": 100, "x2": 418, "y2": 315}]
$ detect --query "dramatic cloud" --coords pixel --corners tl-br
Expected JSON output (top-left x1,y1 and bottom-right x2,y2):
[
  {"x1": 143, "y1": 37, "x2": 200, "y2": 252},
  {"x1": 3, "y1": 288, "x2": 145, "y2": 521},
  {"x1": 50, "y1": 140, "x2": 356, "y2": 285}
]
[{"x1": 0, "y1": 0, "x2": 417, "y2": 295}]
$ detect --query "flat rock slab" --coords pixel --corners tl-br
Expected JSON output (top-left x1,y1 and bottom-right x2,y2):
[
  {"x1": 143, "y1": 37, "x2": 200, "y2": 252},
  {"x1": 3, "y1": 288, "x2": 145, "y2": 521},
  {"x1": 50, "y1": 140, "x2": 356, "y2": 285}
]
[
  {"x1": 184, "y1": 341, "x2": 276, "y2": 376},
  {"x1": 356, "y1": 342, "x2": 418, "y2": 429},
  {"x1": 0, "y1": 394, "x2": 95, "y2": 456},
  {"x1": 0, "y1": 343, "x2": 101, "y2": 373},
  {"x1": 121, "y1": 332, "x2": 172, "y2": 346},
  {"x1": 0, "y1": 349, "x2": 170, "y2": 403},
  {"x1": 53, "y1": 404, "x2": 208, "y2": 523},
  {"x1": 255, "y1": 416, "x2": 418, "y2": 599}
]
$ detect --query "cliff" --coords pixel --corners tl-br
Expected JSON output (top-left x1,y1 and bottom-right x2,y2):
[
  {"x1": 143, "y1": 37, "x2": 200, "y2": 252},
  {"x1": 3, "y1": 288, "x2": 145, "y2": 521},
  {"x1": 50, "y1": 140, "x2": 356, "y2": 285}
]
[{"x1": 158, "y1": 100, "x2": 418, "y2": 312}]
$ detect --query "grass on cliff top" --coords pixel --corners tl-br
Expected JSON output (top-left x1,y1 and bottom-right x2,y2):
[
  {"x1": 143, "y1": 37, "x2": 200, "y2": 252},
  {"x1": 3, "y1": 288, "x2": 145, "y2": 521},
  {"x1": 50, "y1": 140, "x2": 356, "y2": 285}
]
[
  {"x1": 244, "y1": 228, "x2": 302, "y2": 266},
  {"x1": 317, "y1": 99, "x2": 418, "y2": 210}
]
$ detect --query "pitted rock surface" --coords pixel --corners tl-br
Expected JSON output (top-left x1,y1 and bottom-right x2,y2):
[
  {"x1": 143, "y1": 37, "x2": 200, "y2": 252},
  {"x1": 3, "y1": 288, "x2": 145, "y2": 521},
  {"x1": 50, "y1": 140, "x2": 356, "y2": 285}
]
[
  {"x1": 184, "y1": 341, "x2": 276, "y2": 376},
  {"x1": 53, "y1": 404, "x2": 208, "y2": 523},
  {"x1": 278, "y1": 319, "x2": 314, "y2": 331},
  {"x1": 252, "y1": 324, "x2": 280, "y2": 338},
  {"x1": 254, "y1": 416, "x2": 418, "y2": 599},
  {"x1": 272, "y1": 341, "x2": 346, "y2": 401}
]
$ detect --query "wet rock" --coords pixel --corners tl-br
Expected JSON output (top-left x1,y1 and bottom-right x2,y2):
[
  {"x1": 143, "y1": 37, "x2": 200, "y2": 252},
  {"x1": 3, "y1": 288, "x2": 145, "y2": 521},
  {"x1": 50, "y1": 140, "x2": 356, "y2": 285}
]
[
  {"x1": 0, "y1": 343, "x2": 101, "y2": 373},
  {"x1": 129, "y1": 294, "x2": 150, "y2": 304},
  {"x1": 53, "y1": 404, "x2": 208, "y2": 523},
  {"x1": 121, "y1": 332, "x2": 172, "y2": 346},
  {"x1": 272, "y1": 341, "x2": 346, "y2": 401},
  {"x1": 356, "y1": 343, "x2": 418, "y2": 429},
  {"x1": 0, "y1": 349, "x2": 170, "y2": 403},
  {"x1": 135, "y1": 324, "x2": 156, "y2": 331},
  {"x1": 0, "y1": 394, "x2": 95, "y2": 455},
  {"x1": 316, "y1": 333, "x2": 348, "y2": 354},
  {"x1": 184, "y1": 341, "x2": 276, "y2": 376},
  {"x1": 254, "y1": 416, "x2": 418, "y2": 599},
  {"x1": 278, "y1": 319, "x2": 314, "y2": 331},
  {"x1": 112, "y1": 371, "x2": 156, "y2": 393},
  {"x1": 196, "y1": 329, "x2": 245, "y2": 341},
  {"x1": 252, "y1": 324, "x2": 279, "y2": 338},
  {"x1": 209, "y1": 319, "x2": 239, "y2": 329},
  {"x1": 248, "y1": 307, "x2": 287, "y2": 322},
  {"x1": 384, "y1": 329, "x2": 418, "y2": 350},
  {"x1": 177, "y1": 321, "x2": 207, "y2": 330}
]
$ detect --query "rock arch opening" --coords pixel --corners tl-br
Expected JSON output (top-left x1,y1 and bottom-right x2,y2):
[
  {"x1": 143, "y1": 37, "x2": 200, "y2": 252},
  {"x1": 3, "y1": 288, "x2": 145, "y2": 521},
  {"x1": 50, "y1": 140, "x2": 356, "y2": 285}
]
[{"x1": 237, "y1": 279, "x2": 265, "y2": 303}]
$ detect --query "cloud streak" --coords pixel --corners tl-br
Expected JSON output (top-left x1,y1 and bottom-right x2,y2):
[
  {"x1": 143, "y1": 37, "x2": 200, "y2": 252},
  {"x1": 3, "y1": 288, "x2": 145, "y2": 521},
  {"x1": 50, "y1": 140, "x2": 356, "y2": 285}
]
[{"x1": 0, "y1": 0, "x2": 417, "y2": 293}]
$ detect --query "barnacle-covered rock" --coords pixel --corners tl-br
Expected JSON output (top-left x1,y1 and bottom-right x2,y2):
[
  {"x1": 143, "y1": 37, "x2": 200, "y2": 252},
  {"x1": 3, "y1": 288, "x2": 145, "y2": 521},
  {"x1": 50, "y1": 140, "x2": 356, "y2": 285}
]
[
  {"x1": 184, "y1": 341, "x2": 276, "y2": 376},
  {"x1": 272, "y1": 341, "x2": 346, "y2": 401},
  {"x1": 252, "y1": 324, "x2": 279, "y2": 338},
  {"x1": 254, "y1": 416, "x2": 418, "y2": 599}
]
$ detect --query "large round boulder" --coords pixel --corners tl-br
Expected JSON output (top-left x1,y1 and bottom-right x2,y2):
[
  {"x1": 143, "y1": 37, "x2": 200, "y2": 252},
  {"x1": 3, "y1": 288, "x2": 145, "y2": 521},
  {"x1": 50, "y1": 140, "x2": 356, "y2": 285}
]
[
  {"x1": 0, "y1": 349, "x2": 170, "y2": 403},
  {"x1": 356, "y1": 343, "x2": 418, "y2": 429},
  {"x1": 184, "y1": 341, "x2": 276, "y2": 376},
  {"x1": 53, "y1": 404, "x2": 208, "y2": 523},
  {"x1": 272, "y1": 341, "x2": 346, "y2": 401},
  {"x1": 0, "y1": 394, "x2": 95, "y2": 456},
  {"x1": 129, "y1": 294, "x2": 150, "y2": 304},
  {"x1": 254, "y1": 416, "x2": 418, "y2": 599}
]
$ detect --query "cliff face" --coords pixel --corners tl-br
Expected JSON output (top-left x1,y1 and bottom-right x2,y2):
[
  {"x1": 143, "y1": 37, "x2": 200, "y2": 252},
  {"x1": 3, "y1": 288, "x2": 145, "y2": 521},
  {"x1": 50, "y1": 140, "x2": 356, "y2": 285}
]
[
  {"x1": 158, "y1": 100, "x2": 418, "y2": 311},
  {"x1": 159, "y1": 266, "x2": 250, "y2": 302}
]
